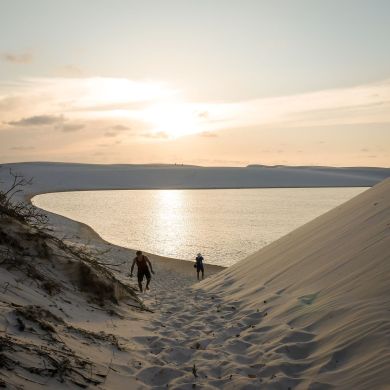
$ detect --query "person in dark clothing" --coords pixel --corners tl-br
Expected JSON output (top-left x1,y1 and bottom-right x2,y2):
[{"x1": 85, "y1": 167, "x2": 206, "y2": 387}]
[
  {"x1": 130, "y1": 250, "x2": 154, "y2": 292},
  {"x1": 195, "y1": 253, "x2": 205, "y2": 280}
]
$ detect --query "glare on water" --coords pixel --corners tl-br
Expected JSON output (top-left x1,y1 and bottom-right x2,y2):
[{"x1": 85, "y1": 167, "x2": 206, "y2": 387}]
[{"x1": 33, "y1": 187, "x2": 367, "y2": 266}]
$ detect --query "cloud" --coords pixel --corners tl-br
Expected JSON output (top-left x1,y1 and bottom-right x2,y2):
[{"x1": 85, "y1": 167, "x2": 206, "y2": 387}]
[
  {"x1": 112, "y1": 124, "x2": 130, "y2": 131},
  {"x1": 104, "y1": 131, "x2": 118, "y2": 137},
  {"x1": 199, "y1": 131, "x2": 218, "y2": 138},
  {"x1": 0, "y1": 76, "x2": 177, "y2": 136},
  {"x1": 104, "y1": 124, "x2": 132, "y2": 137},
  {"x1": 6, "y1": 114, "x2": 84, "y2": 133},
  {"x1": 2, "y1": 51, "x2": 33, "y2": 64},
  {"x1": 142, "y1": 131, "x2": 169, "y2": 139},
  {"x1": 60, "y1": 123, "x2": 84, "y2": 132},
  {"x1": 196, "y1": 79, "x2": 390, "y2": 132},
  {"x1": 197, "y1": 111, "x2": 209, "y2": 119},
  {"x1": 7, "y1": 115, "x2": 64, "y2": 127},
  {"x1": 10, "y1": 146, "x2": 35, "y2": 151},
  {"x1": 56, "y1": 64, "x2": 84, "y2": 77},
  {"x1": 1, "y1": 76, "x2": 390, "y2": 141},
  {"x1": 134, "y1": 79, "x2": 390, "y2": 138},
  {"x1": 0, "y1": 96, "x2": 21, "y2": 112}
]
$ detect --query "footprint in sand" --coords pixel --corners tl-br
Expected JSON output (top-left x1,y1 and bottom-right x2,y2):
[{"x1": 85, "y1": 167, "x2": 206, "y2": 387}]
[
  {"x1": 298, "y1": 292, "x2": 319, "y2": 305},
  {"x1": 224, "y1": 339, "x2": 253, "y2": 354},
  {"x1": 275, "y1": 340, "x2": 317, "y2": 360},
  {"x1": 136, "y1": 366, "x2": 184, "y2": 386},
  {"x1": 159, "y1": 346, "x2": 195, "y2": 364},
  {"x1": 281, "y1": 329, "x2": 316, "y2": 343}
]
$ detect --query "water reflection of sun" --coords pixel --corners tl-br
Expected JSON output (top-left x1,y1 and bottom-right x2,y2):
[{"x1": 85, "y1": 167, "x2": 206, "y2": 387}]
[{"x1": 154, "y1": 190, "x2": 188, "y2": 258}]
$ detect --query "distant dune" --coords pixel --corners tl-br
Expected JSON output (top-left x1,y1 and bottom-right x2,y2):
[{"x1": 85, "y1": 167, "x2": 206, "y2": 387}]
[{"x1": 0, "y1": 162, "x2": 389, "y2": 199}]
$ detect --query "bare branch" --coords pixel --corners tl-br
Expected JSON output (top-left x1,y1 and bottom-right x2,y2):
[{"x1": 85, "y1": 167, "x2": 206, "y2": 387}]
[{"x1": 0, "y1": 168, "x2": 47, "y2": 228}]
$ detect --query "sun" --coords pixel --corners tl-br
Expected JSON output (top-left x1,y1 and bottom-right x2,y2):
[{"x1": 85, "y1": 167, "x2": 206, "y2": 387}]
[
  {"x1": 141, "y1": 102, "x2": 199, "y2": 139},
  {"x1": 63, "y1": 77, "x2": 212, "y2": 139},
  {"x1": 82, "y1": 78, "x2": 202, "y2": 139}
]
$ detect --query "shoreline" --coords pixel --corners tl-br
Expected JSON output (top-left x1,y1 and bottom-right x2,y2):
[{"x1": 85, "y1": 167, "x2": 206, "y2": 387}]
[
  {"x1": 4, "y1": 160, "x2": 387, "y2": 269},
  {"x1": 30, "y1": 186, "x2": 369, "y2": 268},
  {"x1": 28, "y1": 184, "x2": 371, "y2": 199},
  {"x1": 29, "y1": 193, "x2": 225, "y2": 282}
]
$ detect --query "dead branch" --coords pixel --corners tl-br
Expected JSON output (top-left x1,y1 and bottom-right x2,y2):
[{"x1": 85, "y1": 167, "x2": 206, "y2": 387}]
[{"x1": 0, "y1": 168, "x2": 48, "y2": 228}]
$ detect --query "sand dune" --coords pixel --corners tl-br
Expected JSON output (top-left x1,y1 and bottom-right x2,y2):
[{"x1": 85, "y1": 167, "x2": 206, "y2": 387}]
[
  {"x1": 0, "y1": 213, "x2": 147, "y2": 389},
  {"x1": 109, "y1": 178, "x2": 389, "y2": 389},
  {"x1": 0, "y1": 164, "x2": 389, "y2": 389},
  {"x1": 0, "y1": 162, "x2": 389, "y2": 199},
  {"x1": 193, "y1": 178, "x2": 390, "y2": 388}
]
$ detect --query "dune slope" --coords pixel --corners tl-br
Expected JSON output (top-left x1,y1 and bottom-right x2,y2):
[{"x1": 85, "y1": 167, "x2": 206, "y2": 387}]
[
  {"x1": 0, "y1": 212, "x2": 148, "y2": 389},
  {"x1": 198, "y1": 178, "x2": 390, "y2": 389}
]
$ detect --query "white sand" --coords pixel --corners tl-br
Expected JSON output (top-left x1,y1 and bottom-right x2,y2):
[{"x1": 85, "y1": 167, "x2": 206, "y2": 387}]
[
  {"x1": 122, "y1": 179, "x2": 389, "y2": 389},
  {"x1": 0, "y1": 162, "x2": 389, "y2": 389},
  {"x1": 0, "y1": 162, "x2": 389, "y2": 199},
  {"x1": 196, "y1": 178, "x2": 390, "y2": 389}
]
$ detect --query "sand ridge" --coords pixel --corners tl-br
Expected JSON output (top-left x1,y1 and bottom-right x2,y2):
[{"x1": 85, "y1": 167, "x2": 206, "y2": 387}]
[{"x1": 1, "y1": 163, "x2": 389, "y2": 200}]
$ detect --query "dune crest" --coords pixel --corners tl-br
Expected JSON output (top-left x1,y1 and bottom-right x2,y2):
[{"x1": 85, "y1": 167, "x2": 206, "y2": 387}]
[{"x1": 1, "y1": 162, "x2": 389, "y2": 198}]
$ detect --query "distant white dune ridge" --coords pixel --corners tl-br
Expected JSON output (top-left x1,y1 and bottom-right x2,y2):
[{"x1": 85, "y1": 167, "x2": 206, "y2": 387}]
[{"x1": 0, "y1": 162, "x2": 389, "y2": 199}]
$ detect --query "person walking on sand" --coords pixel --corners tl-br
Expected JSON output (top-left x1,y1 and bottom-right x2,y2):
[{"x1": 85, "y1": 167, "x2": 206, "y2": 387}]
[
  {"x1": 130, "y1": 250, "x2": 154, "y2": 292},
  {"x1": 195, "y1": 253, "x2": 205, "y2": 280}
]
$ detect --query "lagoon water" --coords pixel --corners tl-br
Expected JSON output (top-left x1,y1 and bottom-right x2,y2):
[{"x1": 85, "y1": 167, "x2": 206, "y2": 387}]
[{"x1": 33, "y1": 187, "x2": 366, "y2": 266}]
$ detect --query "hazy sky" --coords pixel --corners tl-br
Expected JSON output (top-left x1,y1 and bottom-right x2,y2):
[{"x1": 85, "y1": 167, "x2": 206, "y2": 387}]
[{"x1": 1, "y1": 0, "x2": 389, "y2": 166}]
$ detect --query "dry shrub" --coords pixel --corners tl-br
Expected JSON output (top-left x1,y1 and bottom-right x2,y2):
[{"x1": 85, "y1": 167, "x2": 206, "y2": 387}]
[
  {"x1": 15, "y1": 305, "x2": 65, "y2": 334},
  {"x1": 41, "y1": 280, "x2": 61, "y2": 296},
  {"x1": 0, "y1": 168, "x2": 47, "y2": 228},
  {"x1": 0, "y1": 169, "x2": 141, "y2": 307},
  {"x1": 78, "y1": 262, "x2": 118, "y2": 305}
]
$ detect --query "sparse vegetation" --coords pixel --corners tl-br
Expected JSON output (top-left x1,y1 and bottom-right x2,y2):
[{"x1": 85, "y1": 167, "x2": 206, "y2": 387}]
[
  {"x1": 0, "y1": 167, "x2": 140, "y2": 304},
  {"x1": 0, "y1": 168, "x2": 144, "y2": 388},
  {"x1": 0, "y1": 167, "x2": 48, "y2": 227}
]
